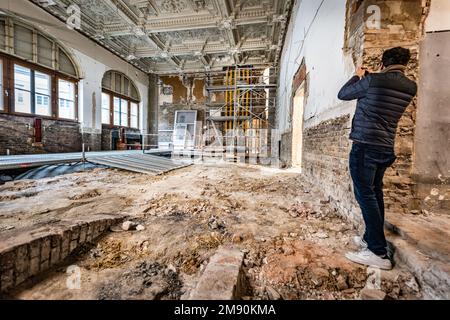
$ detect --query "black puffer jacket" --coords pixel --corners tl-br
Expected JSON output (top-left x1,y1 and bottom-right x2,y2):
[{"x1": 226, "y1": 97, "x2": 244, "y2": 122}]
[{"x1": 338, "y1": 66, "x2": 417, "y2": 148}]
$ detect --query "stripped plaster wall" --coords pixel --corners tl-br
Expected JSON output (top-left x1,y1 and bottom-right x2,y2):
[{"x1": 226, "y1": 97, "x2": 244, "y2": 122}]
[
  {"x1": 158, "y1": 75, "x2": 207, "y2": 134},
  {"x1": 276, "y1": 0, "x2": 354, "y2": 135},
  {"x1": 413, "y1": 0, "x2": 450, "y2": 212},
  {"x1": 276, "y1": 0, "x2": 441, "y2": 222}
]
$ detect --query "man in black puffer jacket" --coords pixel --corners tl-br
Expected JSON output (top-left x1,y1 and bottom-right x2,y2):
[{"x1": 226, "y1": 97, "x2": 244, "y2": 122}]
[{"x1": 338, "y1": 47, "x2": 417, "y2": 270}]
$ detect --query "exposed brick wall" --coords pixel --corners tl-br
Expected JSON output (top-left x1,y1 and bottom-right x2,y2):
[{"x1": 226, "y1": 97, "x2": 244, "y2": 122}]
[
  {"x1": 0, "y1": 214, "x2": 124, "y2": 293},
  {"x1": 344, "y1": 0, "x2": 429, "y2": 215},
  {"x1": 101, "y1": 126, "x2": 141, "y2": 151},
  {"x1": 0, "y1": 114, "x2": 82, "y2": 155},
  {"x1": 81, "y1": 132, "x2": 102, "y2": 151},
  {"x1": 303, "y1": 115, "x2": 360, "y2": 223},
  {"x1": 279, "y1": 131, "x2": 292, "y2": 168}
]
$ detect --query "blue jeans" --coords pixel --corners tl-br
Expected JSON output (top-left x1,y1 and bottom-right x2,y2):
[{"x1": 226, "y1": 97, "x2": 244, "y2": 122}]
[{"x1": 349, "y1": 142, "x2": 396, "y2": 256}]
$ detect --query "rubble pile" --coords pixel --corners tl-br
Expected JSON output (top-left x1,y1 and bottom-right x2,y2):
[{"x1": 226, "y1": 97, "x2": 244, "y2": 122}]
[{"x1": 97, "y1": 261, "x2": 183, "y2": 300}]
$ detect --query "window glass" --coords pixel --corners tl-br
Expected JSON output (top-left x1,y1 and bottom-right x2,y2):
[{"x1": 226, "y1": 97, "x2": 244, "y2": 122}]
[
  {"x1": 14, "y1": 64, "x2": 32, "y2": 113},
  {"x1": 121, "y1": 98, "x2": 128, "y2": 127},
  {"x1": 58, "y1": 79, "x2": 75, "y2": 119},
  {"x1": 35, "y1": 71, "x2": 51, "y2": 116},
  {"x1": 130, "y1": 102, "x2": 138, "y2": 128},
  {"x1": 101, "y1": 92, "x2": 110, "y2": 124},
  {"x1": 113, "y1": 96, "x2": 120, "y2": 126}
]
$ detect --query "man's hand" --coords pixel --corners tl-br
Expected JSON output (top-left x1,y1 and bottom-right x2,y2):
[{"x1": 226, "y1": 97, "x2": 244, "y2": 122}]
[{"x1": 355, "y1": 66, "x2": 368, "y2": 78}]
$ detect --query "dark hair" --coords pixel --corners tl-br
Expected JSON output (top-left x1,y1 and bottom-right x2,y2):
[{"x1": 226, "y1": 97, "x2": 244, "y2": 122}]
[{"x1": 382, "y1": 47, "x2": 411, "y2": 67}]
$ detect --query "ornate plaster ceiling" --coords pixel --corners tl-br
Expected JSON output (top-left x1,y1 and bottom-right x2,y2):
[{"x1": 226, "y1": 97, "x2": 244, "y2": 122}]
[{"x1": 31, "y1": 0, "x2": 293, "y2": 75}]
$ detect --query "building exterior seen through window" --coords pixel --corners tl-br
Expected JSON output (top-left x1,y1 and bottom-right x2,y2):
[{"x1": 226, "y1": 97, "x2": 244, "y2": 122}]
[
  {"x1": 0, "y1": 17, "x2": 79, "y2": 120},
  {"x1": 101, "y1": 70, "x2": 140, "y2": 129}
]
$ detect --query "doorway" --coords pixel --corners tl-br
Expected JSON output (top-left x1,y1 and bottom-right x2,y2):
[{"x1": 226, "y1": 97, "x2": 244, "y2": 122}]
[{"x1": 291, "y1": 84, "x2": 305, "y2": 169}]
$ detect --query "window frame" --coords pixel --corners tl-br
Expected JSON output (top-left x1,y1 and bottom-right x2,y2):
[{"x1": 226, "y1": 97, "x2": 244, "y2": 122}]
[
  {"x1": 101, "y1": 92, "x2": 111, "y2": 125},
  {"x1": 130, "y1": 102, "x2": 139, "y2": 129},
  {"x1": 56, "y1": 77, "x2": 77, "y2": 120},
  {"x1": 0, "y1": 52, "x2": 78, "y2": 122},
  {"x1": 102, "y1": 88, "x2": 139, "y2": 129}
]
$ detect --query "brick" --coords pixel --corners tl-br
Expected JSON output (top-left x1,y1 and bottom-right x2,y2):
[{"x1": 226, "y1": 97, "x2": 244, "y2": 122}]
[
  {"x1": 71, "y1": 226, "x2": 80, "y2": 241},
  {"x1": 189, "y1": 248, "x2": 245, "y2": 300},
  {"x1": 61, "y1": 232, "x2": 70, "y2": 259},
  {"x1": 29, "y1": 239, "x2": 41, "y2": 258},
  {"x1": 50, "y1": 235, "x2": 61, "y2": 248},
  {"x1": 79, "y1": 224, "x2": 88, "y2": 244},
  {"x1": 0, "y1": 113, "x2": 85, "y2": 154},
  {"x1": 41, "y1": 238, "x2": 51, "y2": 262},
  {"x1": 15, "y1": 271, "x2": 29, "y2": 285},
  {"x1": 40, "y1": 259, "x2": 49, "y2": 271},
  {"x1": 50, "y1": 246, "x2": 60, "y2": 266},
  {"x1": 0, "y1": 269, "x2": 14, "y2": 292},
  {"x1": 0, "y1": 250, "x2": 16, "y2": 272},
  {"x1": 360, "y1": 288, "x2": 386, "y2": 300},
  {"x1": 15, "y1": 245, "x2": 29, "y2": 275},
  {"x1": 99, "y1": 221, "x2": 107, "y2": 233},
  {"x1": 30, "y1": 256, "x2": 40, "y2": 276},
  {"x1": 69, "y1": 240, "x2": 78, "y2": 253},
  {"x1": 86, "y1": 224, "x2": 94, "y2": 242}
]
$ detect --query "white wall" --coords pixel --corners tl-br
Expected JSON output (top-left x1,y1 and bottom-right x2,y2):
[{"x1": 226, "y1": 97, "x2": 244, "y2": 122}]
[
  {"x1": 277, "y1": 0, "x2": 355, "y2": 133},
  {"x1": 0, "y1": 0, "x2": 149, "y2": 133},
  {"x1": 426, "y1": 0, "x2": 450, "y2": 32}
]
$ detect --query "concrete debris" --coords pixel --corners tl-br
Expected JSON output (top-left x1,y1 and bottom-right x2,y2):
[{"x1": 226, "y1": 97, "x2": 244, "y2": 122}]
[
  {"x1": 405, "y1": 277, "x2": 420, "y2": 292},
  {"x1": 336, "y1": 274, "x2": 349, "y2": 291},
  {"x1": 360, "y1": 288, "x2": 387, "y2": 300},
  {"x1": 2, "y1": 164, "x2": 426, "y2": 300},
  {"x1": 121, "y1": 221, "x2": 138, "y2": 231},
  {"x1": 288, "y1": 202, "x2": 315, "y2": 218},
  {"x1": 265, "y1": 286, "x2": 282, "y2": 300},
  {"x1": 315, "y1": 232, "x2": 329, "y2": 239},
  {"x1": 208, "y1": 215, "x2": 226, "y2": 230},
  {"x1": 136, "y1": 224, "x2": 146, "y2": 231},
  {"x1": 232, "y1": 233, "x2": 243, "y2": 243},
  {"x1": 97, "y1": 261, "x2": 183, "y2": 300}
]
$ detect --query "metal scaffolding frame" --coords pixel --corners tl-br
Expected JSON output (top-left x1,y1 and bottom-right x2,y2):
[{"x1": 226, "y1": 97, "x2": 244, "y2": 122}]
[{"x1": 202, "y1": 65, "x2": 278, "y2": 159}]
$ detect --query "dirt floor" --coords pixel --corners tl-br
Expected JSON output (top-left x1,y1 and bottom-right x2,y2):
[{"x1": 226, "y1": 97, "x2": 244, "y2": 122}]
[{"x1": 0, "y1": 162, "x2": 422, "y2": 300}]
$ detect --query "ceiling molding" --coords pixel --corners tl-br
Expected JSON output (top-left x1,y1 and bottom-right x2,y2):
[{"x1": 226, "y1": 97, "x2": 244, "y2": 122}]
[{"x1": 30, "y1": 0, "x2": 292, "y2": 74}]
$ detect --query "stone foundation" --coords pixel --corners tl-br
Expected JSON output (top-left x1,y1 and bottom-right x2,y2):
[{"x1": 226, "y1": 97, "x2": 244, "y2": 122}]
[{"x1": 0, "y1": 214, "x2": 124, "y2": 293}]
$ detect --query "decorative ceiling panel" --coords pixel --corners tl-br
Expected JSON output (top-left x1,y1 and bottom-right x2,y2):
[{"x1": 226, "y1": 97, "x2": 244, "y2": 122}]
[{"x1": 30, "y1": 0, "x2": 293, "y2": 75}]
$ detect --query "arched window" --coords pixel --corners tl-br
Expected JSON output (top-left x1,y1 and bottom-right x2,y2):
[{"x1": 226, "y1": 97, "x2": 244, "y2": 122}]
[
  {"x1": 101, "y1": 71, "x2": 140, "y2": 129},
  {"x1": 0, "y1": 17, "x2": 79, "y2": 120}
]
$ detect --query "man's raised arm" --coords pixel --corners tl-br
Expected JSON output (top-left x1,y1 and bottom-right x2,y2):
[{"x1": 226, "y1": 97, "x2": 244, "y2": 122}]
[{"x1": 338, "y1": 68, "x2": 371, "y2": 101}]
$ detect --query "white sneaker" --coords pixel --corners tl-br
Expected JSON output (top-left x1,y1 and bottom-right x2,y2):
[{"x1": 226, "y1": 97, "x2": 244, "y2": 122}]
[
  {"x1": 345, "y1": 249, "x2": 392, "y2": 270},
  {"x1": 353, "y1": 236, "x2": 368, "y2": 249}
]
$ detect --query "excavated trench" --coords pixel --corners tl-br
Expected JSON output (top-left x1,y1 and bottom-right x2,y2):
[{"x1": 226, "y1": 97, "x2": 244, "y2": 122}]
[{"x1": 0, "y1": 163, "x2": 422, "y2": 300}]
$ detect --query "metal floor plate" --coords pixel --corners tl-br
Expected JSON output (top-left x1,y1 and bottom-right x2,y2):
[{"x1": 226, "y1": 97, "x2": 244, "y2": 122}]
[{"x1": 0, "y1": 150, "x2": 189, "y2": 175}]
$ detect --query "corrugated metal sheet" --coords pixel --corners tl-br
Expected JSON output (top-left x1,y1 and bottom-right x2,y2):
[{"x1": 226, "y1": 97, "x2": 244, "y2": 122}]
[
  {"x1": 89, "y1": 154, "x2": 190, "y2": 175},
  {"x1": 0, "y1": 150, "x2": 188, "y2": 175}
]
